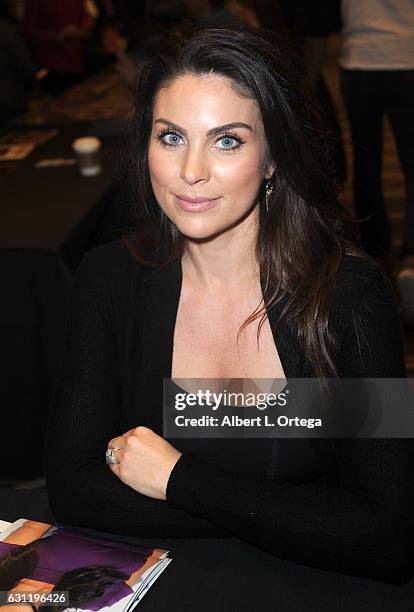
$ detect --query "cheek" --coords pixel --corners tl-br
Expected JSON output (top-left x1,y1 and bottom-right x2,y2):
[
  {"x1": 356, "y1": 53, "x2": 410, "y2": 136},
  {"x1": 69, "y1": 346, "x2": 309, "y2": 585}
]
[
  {"x1": 213, "y1": 152, "x2": 264, "y2": 192},
  {"x1": 148, "y1": 146, "x2": 176, "y2": 190}
]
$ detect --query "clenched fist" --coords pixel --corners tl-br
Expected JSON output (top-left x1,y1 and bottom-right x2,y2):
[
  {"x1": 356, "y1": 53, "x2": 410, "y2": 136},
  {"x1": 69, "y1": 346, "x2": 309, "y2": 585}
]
[{"x1": 107, "y1": 427, "x2": 182, "y2": 500}]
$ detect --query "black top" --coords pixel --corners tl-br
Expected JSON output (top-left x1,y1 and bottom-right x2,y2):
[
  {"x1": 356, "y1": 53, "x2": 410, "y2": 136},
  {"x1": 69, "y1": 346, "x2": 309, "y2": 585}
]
[{"x1": 46, "y1": 240, "x2": 414, "y2": 583}]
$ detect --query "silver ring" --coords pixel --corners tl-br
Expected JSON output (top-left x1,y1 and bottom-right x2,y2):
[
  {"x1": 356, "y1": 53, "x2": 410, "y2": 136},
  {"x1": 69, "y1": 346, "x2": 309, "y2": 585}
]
[{"x1": 105, "y1": 447, "x2": 121, "y2": 465}]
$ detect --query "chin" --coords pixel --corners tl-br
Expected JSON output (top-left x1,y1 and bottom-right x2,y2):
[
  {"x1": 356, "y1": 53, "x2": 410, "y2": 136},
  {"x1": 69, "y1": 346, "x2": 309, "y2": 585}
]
[{"x1": 176, "y1": 220, "x2": 225, "y2": 241}]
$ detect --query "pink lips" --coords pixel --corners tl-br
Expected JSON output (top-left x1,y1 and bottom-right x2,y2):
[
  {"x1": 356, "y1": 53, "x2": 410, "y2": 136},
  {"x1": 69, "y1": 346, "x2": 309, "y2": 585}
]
[{"x1": 175, "y1": 194, "x2": 220, "y2": 212}]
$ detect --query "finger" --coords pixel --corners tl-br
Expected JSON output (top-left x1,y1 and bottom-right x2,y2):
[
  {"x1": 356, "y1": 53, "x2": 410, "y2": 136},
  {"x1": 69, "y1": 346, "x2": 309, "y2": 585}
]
[
  {"x1": 113, "y1": 446, "x2": 125, "y2": 462},
  {"x1": 121, "y1": 428, "x2": 139, "y2": 440},
  {"x1": 108, "y1": 428, "x2": 138, "y2": 449},
  {"x1": 107, "y1": 435, "x2": 125, "y2": 450}
]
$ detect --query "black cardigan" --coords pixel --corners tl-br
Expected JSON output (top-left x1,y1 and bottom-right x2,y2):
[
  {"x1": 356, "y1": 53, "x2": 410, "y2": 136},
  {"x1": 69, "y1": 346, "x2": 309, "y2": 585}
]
[{"x1": 46, "y1": 240, "x2": 414, "y2": 583}]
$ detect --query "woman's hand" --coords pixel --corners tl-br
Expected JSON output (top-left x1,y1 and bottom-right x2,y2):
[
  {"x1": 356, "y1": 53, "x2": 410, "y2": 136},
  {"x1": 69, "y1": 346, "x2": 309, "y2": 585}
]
[{"x1": 107, "y1": 427, "x2": 182, "y2": 500}]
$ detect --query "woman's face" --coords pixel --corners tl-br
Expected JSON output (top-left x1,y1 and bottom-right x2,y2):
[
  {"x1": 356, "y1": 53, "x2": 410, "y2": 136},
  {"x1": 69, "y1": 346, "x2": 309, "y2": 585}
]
[{"x1": 148, "y1": 74, "x2": 273, "y2": 241}]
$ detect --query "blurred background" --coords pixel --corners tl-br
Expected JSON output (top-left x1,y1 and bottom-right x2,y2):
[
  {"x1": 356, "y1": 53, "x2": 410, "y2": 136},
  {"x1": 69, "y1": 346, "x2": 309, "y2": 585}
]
[{"x1": 0, "y1": 0, "x2": 413, "y2": 485}]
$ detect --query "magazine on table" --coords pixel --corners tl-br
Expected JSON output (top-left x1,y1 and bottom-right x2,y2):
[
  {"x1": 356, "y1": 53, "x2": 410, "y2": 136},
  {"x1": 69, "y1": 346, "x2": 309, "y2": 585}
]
[
  {"x1": 0, "y1": 518, "x2": 171, "y2": 610},
  {"x1": 0, "y1": 520, "x2": 11, "y2": 533}
]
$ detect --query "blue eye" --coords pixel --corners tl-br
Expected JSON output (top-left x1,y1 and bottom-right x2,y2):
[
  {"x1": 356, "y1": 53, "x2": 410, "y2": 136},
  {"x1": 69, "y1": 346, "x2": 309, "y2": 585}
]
[
  {"x1": 216, "y1": 136, "x2": 239, "y2": 150},
  {"x1": 160, "y1": 132, "x2": 183, "y2": 146}
]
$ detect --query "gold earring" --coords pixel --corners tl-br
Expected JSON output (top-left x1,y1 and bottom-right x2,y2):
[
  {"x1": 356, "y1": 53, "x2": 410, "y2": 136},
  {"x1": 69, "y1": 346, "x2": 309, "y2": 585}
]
[{"x1": 265, "y1": 181, "x2": 273, "y2": 213}]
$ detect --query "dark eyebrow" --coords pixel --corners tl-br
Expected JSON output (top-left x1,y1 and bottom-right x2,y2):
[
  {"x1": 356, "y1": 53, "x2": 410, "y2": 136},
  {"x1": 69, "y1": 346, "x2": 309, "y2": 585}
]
[{"x1": 154, "y1": 119, "x2": 254, "y2": 136}]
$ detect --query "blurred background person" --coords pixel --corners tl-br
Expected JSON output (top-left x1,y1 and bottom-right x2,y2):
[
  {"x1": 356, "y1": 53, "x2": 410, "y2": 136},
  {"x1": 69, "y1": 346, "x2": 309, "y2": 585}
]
[
  {"x1": 183, "y1": 0, "x2": 238, "y2": 26},
  {"x1": 21, "y1": 0, "x2": 94, "y2": 95},
  {"x1": 303, "y1": 0, "x2": 414, "y2": 325},
  {"x1": 341, "y1": 1, "x2": 414, "y2": 266},
  {"x1": 99, "y1": 1, "x2": 181, "y2": 88},
  {"x1": 99, "y1": 1, "x2": 146, "y2": 88},
  {"x1": 1, "y1": 0, "x2": 25, "y2": 23},
  {"x1": 0, "y1": 1, "x2": 36, "y2": 126}
]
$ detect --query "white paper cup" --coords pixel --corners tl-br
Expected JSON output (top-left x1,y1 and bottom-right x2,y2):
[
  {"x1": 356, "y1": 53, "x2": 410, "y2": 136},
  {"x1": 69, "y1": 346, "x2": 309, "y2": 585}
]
[{"x1": 72, "y1": 137, "x2": 102, "y2": 177}]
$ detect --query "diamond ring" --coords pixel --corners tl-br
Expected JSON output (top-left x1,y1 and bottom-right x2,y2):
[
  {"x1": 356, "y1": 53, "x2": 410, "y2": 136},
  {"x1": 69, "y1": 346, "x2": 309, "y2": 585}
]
[{"x1": 105, "y1": 447, "x2": 122, "y2": 465}]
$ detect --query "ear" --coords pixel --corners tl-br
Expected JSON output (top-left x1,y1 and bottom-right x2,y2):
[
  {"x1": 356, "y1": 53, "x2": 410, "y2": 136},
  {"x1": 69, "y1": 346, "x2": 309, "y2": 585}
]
[{"x1": 264, "y1": 161, "x2": 276, "y2": 180}]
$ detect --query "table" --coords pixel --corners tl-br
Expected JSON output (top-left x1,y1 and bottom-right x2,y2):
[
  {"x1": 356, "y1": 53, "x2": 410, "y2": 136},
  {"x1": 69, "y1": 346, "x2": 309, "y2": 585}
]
[
  {"x1": 1, "y1": 488, "x2": 413, "y2": 612},
  {"x1": 0, "y1": 120, "x2": 129, "y2": 272}
]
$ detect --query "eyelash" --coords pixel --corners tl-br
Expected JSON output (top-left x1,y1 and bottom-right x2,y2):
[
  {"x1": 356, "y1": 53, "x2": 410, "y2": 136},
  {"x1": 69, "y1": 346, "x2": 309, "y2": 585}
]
[{"x1": 155, "y1": 128, "x2": 245, "y2": 152}]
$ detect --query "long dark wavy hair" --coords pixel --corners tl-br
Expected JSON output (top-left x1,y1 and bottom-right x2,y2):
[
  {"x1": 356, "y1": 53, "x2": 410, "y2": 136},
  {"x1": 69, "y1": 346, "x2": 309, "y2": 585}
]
[
  {"x1": 0, "y1": 541, "x2": 39, "y2": 591},
  {"x1": 123, "y1": 24, "x2": 364, "y2": 377},
  {"x1": 38, "y1": 566, "x2": 129, "y2": 612}
]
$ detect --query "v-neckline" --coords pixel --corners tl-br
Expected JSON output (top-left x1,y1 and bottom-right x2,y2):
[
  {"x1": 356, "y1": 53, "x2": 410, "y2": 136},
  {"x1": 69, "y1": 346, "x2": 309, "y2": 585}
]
[{"x1": 141, "y1": 256, "x2": 303, "y2": 382}]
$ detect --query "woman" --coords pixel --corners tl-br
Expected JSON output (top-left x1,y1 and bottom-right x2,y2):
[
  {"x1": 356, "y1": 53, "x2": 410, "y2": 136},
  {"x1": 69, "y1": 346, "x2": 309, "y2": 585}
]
[{"x1": 46, "y1": 25, "x2": 414, "y2": 583}]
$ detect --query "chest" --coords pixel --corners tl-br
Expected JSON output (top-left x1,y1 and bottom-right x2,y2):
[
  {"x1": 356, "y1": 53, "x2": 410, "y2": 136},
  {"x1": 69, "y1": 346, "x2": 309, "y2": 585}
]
[{"x1": 171, "y1": 284, "x2": 286, "y2": 381}]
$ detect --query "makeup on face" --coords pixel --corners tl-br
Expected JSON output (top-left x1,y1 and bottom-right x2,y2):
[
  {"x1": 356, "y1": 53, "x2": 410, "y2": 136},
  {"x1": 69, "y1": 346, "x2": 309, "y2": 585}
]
[{"x1": 148, "y1": 74, "x2": 271, "y2": 240}]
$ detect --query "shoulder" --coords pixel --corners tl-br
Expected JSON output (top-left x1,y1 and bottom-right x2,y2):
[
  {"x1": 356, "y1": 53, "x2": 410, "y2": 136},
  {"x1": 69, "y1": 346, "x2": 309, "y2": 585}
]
[
  {"x1": 333, "y1": 254, "x2": 397, "y2": 310},
  {"x1": 331, "y1": 255, "x2": 405, "y2": 376},
  {"x1": 77, "y1": 239, "x2": 137, "y2": 272},
  {"x1": 75, "y1": 239, "x2": 155, "y2": 287},
  {"x1": 72, "y1": 240, "x2": 158, "y2": 326}
]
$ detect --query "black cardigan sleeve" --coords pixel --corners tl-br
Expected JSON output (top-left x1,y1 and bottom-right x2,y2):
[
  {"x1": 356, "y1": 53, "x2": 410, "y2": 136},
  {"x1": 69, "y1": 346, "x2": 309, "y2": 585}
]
[
  {"x1": 46, "y1": 250, "x2": 227, "y2": 539},
  {"x1": 166, "y1": 264, "x2": 414, "y2": 583}
]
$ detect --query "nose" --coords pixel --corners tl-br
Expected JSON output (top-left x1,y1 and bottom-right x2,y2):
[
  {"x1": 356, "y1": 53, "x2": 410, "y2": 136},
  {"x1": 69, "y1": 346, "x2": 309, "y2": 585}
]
[{"x1": 180, "y1": 144, "x2": 210, "y2": 185}]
